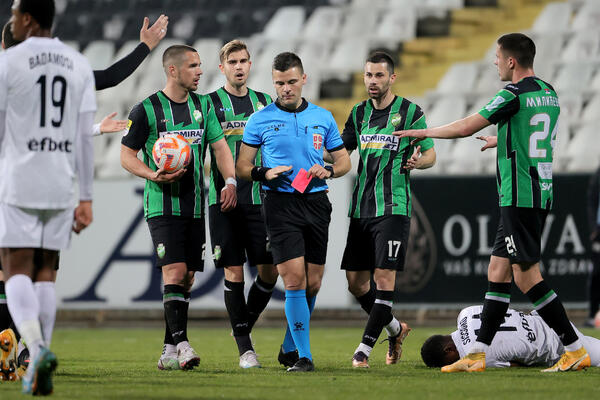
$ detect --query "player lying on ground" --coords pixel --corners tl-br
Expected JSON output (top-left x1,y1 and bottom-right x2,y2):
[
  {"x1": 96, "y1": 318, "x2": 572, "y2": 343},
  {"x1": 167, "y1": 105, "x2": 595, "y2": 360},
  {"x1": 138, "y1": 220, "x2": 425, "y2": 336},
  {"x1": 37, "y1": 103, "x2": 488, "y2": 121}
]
[{"x1": 421, "y1": 305, "x2": 600, "y2": 369}]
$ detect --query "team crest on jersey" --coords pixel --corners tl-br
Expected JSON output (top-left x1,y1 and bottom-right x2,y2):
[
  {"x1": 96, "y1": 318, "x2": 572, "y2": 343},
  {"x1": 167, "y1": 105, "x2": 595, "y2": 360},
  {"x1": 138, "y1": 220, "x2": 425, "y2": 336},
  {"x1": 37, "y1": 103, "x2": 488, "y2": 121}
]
[
  {"x1": 193, "y1": 110, "x2": 203, "y2": 124},
  {"x1": 360, "y1": 133, "x2": 399, "y2": 151},
  {"x1": 391, "y1": 114, "x2": 402, "y2": 128},
  {"x1": 213, "y1": 245, "x2": 221, "y2": 261},
  {"x1": 313, "y1": 134, "x2": 323, "y2": 150},
  {"x1": 256, "y1": 103, "x2": 264, "y2": 110}
]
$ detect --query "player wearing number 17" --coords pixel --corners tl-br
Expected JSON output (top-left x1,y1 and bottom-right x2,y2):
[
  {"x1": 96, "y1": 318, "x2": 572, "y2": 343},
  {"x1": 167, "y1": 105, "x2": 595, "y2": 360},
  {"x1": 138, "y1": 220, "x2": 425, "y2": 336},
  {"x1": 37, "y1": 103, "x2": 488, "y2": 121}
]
[{"x1": 394, "y1": 33, "x2": 590, "y2": 373}]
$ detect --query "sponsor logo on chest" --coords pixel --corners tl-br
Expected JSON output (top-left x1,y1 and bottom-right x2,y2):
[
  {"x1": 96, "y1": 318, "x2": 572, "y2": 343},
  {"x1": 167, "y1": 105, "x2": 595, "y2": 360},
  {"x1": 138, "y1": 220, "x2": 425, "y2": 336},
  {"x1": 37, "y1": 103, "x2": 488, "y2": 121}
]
[
  {"x1": 159, "y1": 129, "x2": 204, "y2": 144},
  {"x1": 360, "y1": 133, "x2": 399, "y2": 151},
  {"x1": 221, "y1": 120, "x2": 246, "y2": 136}
]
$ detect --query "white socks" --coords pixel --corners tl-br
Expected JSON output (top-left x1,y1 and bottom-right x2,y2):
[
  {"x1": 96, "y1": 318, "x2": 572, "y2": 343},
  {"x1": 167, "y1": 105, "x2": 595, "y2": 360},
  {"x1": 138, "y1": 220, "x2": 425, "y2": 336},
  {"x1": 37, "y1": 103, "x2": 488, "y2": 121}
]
[
  {"x1": 469, "y1": 341, "x2": 489, "y2": 354},
  {"x1": 385, "y1": 317, "x2": 401, "y2": 337},
  {"x1": 34, "y1": 281, "x2": 56, "y2": 347},
  {"x1": 356, "y1": 343, "x2": 373, "y2": 357},
  {"x1": 565, "y1": 340, "x2": 583, "y2": 352},
  {"x1": 5, "y1": 274, "x2": 44, "y2": 358}
]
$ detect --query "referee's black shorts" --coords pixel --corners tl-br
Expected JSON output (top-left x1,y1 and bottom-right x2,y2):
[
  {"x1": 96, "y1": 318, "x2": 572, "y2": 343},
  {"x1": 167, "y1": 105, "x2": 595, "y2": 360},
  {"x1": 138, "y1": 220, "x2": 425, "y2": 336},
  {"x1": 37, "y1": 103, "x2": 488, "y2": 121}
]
[
  {"x1": 147, "y1": 215, "x2": 205, "y2": 271},
  {"x1": 208, "y1": 203, "x2": 272, "y2": 268},
  {"x1": 491, "y1": 206, "x2": 548, "y2": 265},
  {"x1": 341, "y1": 215, "x2": 410, "y2": 271},
  {"x1": 262, "y1": 191, "x2": 332, "y2": 265}
]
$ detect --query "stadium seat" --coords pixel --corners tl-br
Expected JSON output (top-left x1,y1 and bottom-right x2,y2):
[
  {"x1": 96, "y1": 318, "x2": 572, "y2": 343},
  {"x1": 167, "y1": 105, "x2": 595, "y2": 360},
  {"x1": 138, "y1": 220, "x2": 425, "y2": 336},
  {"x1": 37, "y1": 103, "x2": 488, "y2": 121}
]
[
  {"x1": 473, "y1": 65, "x2": 504, "y2": 97},
  {"x1": 531, "y1": 2, "x2": 572, "y2": 34},
  {"x1": 580, "y1": 93, "x2": 600, "y2": 124},
  {"x1": 571, "y1": 0, "x2": 600, "y2": 32},
  {"x1": 422, "y1": 96, "x2": 466, "y2": 170},
  {"x1": 97, "y1": 135, "x2": 132, "y2": 179},
  {"x1": 172, "y1": 14, "x2": 196, "y2": 39},
  {"x1": 530, "y1": 33, "x2": 565, "y2": 81},
  {"x1": 566, "y1": 124, "x2": 600, "y2": 171},
  {"x1": 262, "y1": 6, "x2": 306, "y2": 41},
  {"x1": 554, "y1": 62, "x2": 594, "y2": 94},
  {"x1": 323, "y1": 37, "x2": 369, "y2": 79},
  {"x1": 102, "y1": 15, "x2": 127, "y2": 41},
  {"x1": 558, "y1": 93, "x2": 583, "y2": 122},
  {"x1": 83, "y1": 40, "x2": 116, "y2": 70},
  {"x1": 338, "y1": 8, "x2": 379, "y2": 40},
  {"x1": 246, "y1": 69, "x2": 276, "y2": 98},
  {"x1": 371, "y1": 6, "x2": 417, "y2": 48},
  {"x1": 253, "y1": 39, "x2": 298, "y2": 72},
  {"x1": 301, "y1": 6, "x2": 343, "y2": 42},
  {"x1": 192, "y1": 38, "x2": 223, "y2": 77},
  {"x1": 561, "y1": 30, "x2": 600, "y2": 62},
  {"x1": 433, "y1": 62, "x2": 479, "y2": 95},
  {"x1": 349, "y1": 0, "x2": 391, "y2": 8}
]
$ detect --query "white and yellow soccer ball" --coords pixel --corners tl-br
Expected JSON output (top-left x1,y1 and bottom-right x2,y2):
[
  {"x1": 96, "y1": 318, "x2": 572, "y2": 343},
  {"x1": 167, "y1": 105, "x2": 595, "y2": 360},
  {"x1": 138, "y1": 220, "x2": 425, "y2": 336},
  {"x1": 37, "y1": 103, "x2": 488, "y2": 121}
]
[{"x1": 152, "y1": 134, "x2": 191, "y2": 173}]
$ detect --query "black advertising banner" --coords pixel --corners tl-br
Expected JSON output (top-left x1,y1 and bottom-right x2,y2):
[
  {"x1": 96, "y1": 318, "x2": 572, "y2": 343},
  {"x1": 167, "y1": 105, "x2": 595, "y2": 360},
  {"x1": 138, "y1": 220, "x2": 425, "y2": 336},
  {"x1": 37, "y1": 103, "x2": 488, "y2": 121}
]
[{"x1": 395, "y1": 174, "x2": 592, "y2": 304}]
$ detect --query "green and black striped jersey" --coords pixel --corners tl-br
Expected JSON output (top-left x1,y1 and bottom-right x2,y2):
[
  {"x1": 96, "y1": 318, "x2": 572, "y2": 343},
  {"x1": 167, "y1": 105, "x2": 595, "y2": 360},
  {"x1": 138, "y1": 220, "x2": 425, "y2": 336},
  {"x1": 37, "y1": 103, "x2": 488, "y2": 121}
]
[
  {"x1": 478, "y1": 77, "x2": 559, "y2": 210},
  {"x1": 207, "y1": 87, "x2": 272, "y2": 205},
  {"x1": 122, "y1": 91, "x2": 223, "y2": 219},
  {"x1": 342, "y1": 96, "x2": 434, "y2": 218}
]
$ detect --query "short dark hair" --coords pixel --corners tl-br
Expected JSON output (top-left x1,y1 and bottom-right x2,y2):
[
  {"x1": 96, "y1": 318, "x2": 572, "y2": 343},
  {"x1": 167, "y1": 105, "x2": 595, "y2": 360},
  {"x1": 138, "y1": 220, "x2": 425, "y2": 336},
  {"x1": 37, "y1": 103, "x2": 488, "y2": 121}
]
[
  {"x1": 272, "y1": 52, "x2": 303, "y2": 74},
  {"x1": 2, "y1": 21, "x2": 21, "y2": 49},
  {"x1": 366, "y1": 51, "x2": 395, "y2": 75},
  {"x1": 19, "y1": 0, "x2": 55, "y2": 30},
  {"x1": 420, "y1": 335, "x2": 450, "y2": 368},
  {"x1": 497, "y1": 33, "x2": 536, "y2": 69},
  {"x1": 162, "y1": 44, "x2": 197, "y2": 68}
]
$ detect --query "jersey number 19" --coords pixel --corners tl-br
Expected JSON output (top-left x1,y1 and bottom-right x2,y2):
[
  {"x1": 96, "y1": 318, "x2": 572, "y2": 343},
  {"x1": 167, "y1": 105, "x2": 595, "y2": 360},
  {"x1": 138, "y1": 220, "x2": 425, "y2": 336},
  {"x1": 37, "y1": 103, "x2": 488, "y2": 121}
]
[{"x1": 36, "y1": 74, "x2": 67, "y2": 128}]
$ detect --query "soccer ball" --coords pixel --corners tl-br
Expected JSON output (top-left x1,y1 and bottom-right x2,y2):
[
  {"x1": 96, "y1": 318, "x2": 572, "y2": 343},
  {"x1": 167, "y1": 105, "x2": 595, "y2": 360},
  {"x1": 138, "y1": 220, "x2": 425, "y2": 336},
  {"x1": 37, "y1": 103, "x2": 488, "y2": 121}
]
[{"x1": 152, "y1": 134, "x2": 191, "y2": 173}]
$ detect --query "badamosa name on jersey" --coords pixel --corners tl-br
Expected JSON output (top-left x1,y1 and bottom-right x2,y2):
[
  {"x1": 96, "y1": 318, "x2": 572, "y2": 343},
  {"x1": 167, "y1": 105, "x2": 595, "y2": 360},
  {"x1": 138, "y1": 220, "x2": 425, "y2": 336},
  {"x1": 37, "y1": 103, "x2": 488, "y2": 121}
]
[
  {"x1": 29, "y1": 52, "x2": 74, "y2": 70},
  {"x1": 360, "y1": 133, "x2": 399, "y2": 151},
  {"x1": 221, "y1": 120, "x2": 245, "y2": 136},
  {"x1": 159, "y1": 129, "x2": 204, "y2": 144}
]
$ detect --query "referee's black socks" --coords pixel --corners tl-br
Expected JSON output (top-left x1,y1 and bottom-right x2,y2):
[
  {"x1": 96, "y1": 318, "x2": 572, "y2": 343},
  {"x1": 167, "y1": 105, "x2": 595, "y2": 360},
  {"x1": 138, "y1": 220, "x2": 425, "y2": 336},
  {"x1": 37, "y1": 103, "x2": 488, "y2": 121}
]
[
  {"x1": 0, "y1": 281, "x2": 13, "y2": 331},
  {"x1": 224, "y1": 280, "x2": 253, "y2": 355},
  {"x1": 247, "y1": 275, "x2": 276, "y2": 330},
  {"x1": 163, "y1": 284, "x2": 189, "y2": 345},
  {"x1": 475, "y1": 282, "x2": 511, "y2": 346},
  {"x1": 526, "y1": 280, "x2": 580, "y2": 348}
]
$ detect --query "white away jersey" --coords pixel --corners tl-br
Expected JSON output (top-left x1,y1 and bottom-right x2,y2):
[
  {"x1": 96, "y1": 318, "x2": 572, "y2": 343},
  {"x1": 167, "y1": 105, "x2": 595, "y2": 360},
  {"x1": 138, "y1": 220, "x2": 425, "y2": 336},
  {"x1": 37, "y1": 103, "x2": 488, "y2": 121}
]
[
  {"x1": 0, "y1": 37, "x2": 96, "y2": 208},
  {"x1": 450, "y1": 306, "x2": 562, "y2": 367}
]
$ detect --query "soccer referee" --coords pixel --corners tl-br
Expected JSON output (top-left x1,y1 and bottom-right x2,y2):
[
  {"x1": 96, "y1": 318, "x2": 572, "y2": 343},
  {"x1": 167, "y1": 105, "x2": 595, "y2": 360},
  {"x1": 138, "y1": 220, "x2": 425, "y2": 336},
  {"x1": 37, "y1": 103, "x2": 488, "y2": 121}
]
[{"x1": 237, "y1": 52, "x2": 351, "y2": 372}]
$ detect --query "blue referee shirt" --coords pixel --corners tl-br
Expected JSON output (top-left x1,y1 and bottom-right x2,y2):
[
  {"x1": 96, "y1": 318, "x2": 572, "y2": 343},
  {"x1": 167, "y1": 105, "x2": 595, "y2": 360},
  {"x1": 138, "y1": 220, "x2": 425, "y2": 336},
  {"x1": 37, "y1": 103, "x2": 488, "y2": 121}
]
[{"x1": 243, "y1": 99, "x2": 345, "y2": 193}]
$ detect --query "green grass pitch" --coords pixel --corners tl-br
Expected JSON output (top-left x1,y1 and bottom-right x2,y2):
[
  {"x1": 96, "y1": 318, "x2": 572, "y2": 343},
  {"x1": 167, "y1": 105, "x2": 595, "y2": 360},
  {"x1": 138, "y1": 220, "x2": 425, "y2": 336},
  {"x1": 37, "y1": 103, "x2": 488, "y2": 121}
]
[{"x1": 1, "y1": 325, "x2": 599, "y2": 399}]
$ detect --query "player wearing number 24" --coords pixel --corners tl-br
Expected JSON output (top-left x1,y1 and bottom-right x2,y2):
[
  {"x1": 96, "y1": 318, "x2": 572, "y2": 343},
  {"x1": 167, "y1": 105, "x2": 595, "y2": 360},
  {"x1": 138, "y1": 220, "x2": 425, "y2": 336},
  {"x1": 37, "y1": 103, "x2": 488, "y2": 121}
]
[{"x1": 395, "y1": 33, "x2": 590, "y2": 373}]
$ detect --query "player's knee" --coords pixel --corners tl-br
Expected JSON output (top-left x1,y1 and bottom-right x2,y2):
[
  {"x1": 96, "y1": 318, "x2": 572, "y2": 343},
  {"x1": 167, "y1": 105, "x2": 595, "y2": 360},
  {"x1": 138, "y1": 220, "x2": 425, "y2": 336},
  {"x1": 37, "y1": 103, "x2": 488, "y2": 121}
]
[
  {"x1": 257, "y1": 264, "x2": 278, "y2": 284},
  {"x1": 307, "y1": 281, "x2": 321, "y2": 297},
  {"x1": 182, "y1": 272, "x2": 195, "y2": 291}
]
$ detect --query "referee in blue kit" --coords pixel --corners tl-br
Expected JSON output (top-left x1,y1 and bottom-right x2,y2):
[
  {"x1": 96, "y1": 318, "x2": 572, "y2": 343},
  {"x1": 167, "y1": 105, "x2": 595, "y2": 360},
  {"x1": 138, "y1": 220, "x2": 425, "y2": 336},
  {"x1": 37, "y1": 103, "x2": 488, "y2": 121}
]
[{"x1": 237, "y1": 52, "x2": 351, "y2": 372}]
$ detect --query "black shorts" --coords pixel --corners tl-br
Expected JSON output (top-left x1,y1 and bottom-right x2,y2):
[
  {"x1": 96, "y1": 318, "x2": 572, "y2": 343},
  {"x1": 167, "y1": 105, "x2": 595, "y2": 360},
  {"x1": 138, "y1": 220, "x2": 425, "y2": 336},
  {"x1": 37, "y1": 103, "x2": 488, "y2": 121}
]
[
  {"x1": 341, "y1": 215, "x2": 411, "y2": 271},
  {"x1": 491, "y1": 206, "x2": 548, "y2": 264},
  {"x1": 262, "y1": 191, "x2": 332, "y2": 265},
  {"x1": 208, "y1": 204, "x2": 272, "y2": 268},
  {"x1": 147, "y1": 215, "x2": 205, "y2": 271}
]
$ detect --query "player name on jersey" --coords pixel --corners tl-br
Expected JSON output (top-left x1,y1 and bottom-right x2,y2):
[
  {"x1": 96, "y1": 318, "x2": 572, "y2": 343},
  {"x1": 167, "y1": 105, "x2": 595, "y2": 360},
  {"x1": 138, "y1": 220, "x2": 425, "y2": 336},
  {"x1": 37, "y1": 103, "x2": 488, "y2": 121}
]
[
  {"x1": 29, "y1": 52, "x2": 74, "y2": 70},
  {"x1": 525, "y1": 95, "x2": 559, "y2": 108},
  {"x1": 221, "y1": 120, "x2": 246, "y2": 136},
  {"x1": 359, "y1": 133, "x2": 399, "y2": 151}
]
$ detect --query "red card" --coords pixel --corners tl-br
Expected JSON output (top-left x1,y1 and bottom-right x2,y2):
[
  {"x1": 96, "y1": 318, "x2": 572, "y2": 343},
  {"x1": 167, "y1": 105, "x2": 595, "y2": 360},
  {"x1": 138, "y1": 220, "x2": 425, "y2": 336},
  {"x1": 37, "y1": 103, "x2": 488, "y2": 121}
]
[{"x1": 291, "y1": 168, "x2": 312, "y2": 193}]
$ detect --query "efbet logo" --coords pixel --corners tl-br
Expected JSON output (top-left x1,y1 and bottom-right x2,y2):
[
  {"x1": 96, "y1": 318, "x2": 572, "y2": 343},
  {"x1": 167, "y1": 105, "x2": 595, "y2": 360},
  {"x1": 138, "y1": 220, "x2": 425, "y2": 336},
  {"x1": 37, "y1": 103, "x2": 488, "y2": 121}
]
[
  {"x1": 391, "y1": 114, "x2": 402, "y2": 128},
  {"x1": 193, "y1": 110, "x2": 203, "y2": 124},
  {"x1": 157, "y1": 243, "x2": 165, "y2": 259},
  {"x1": 213, "y1": 245, "x2": 221, "y2": 261}
]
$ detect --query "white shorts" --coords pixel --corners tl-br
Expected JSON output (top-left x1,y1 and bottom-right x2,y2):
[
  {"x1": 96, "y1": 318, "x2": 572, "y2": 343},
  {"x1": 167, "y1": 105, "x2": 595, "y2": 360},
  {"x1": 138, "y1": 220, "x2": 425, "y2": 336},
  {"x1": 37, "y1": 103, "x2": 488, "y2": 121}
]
[{"x1": 0, "y1": 203, "x2": 73, "y2": 250}]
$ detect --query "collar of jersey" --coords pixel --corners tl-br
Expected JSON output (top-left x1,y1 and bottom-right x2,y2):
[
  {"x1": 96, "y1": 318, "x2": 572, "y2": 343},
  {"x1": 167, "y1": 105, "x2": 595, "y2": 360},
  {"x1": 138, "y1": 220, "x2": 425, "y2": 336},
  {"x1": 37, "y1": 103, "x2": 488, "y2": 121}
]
[{"x1": 275, "y1": 98, "x2": 308, "y2": 113}]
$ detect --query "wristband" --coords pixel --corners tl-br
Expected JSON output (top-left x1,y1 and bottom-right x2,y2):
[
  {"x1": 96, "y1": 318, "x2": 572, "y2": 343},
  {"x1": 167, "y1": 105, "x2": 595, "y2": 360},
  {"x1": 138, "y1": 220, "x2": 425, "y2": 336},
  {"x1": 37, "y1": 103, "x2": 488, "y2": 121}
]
[
  {"x1": 324, "y1": 165, "x2": 334, "y2": 179},
  {"x1": 251, "y1": 166, "x2": 270, "y2": 181},
  {"x1": 225, "y1": 177, "x2": 237, "y2": 187}
]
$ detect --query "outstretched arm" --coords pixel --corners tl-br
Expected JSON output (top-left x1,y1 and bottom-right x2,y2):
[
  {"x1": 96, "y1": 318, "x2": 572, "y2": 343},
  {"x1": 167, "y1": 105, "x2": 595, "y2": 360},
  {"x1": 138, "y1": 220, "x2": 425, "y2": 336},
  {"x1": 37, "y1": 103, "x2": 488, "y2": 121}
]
[
  {"x1": 394, "y1": 113, "x2": 491, "y2": 143},
  {"x1": 94, "y1": 15, "x2": 168, "y2": 90}
]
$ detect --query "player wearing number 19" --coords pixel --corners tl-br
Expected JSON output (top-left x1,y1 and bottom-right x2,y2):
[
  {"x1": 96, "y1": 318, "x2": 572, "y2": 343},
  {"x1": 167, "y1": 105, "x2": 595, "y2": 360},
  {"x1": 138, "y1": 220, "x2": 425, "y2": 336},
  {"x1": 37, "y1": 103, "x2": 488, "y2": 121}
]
[
  {"x1": 0, "y1": 0, "x2": 95, "y2": 394},
  {"x1": 395, "y1": 33, "x2": 590, "y2": 373}
]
